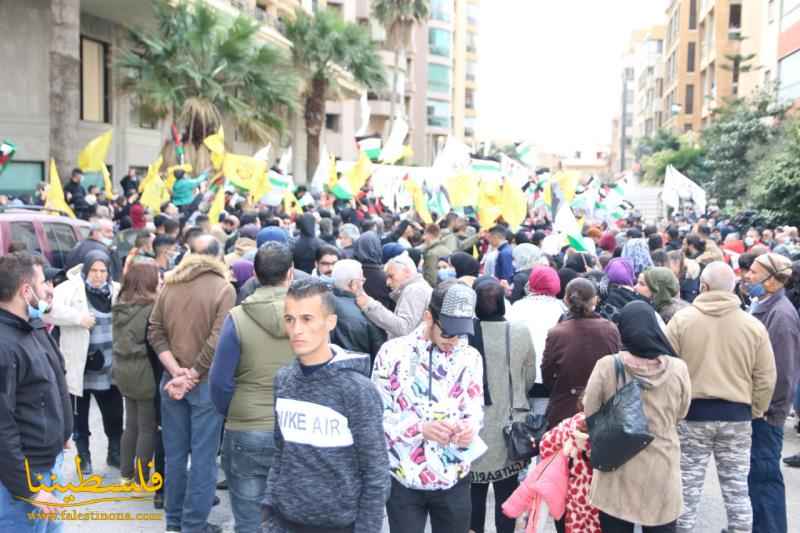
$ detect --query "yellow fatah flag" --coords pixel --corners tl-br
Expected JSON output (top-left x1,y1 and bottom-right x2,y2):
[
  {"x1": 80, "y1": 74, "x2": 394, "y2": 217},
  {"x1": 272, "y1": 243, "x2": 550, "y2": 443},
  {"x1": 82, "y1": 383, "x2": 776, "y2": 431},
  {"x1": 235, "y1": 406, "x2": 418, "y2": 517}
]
[
  {"x1": 45, "y1": 160, "x2": 75, "y2": 218},
  {"x1": 249, "y1": 170, "x2": 272, "y2": 205},
  {"x1": 208, "y1": 182, "x2": 226, "y2": 225},
  {"x1": 204, "y1": 127, "x2": 225, "y2": 171},
  {"x1": 477, "y1": 179, "x2": 502, "y2": 228},
  {"x1": 140, "y1": 173, "x2": 168, "y2": 214},
  {"x1": 138, "y1": 156, "x2": 164, "y2": 193},
  {"x1": 445, "y1": 172, "x2": 479, "y2": 208},
  {"x1": 223, "y1": 153, "x2": 267, "y2": 192},
  {"x1": 326, "y1": 155, "x2": 338, "y2": 191},
  {"x1": 345, "y1": 151, "x2": 373, "y2": 193},
  {"x1": 500, "y1": 178, "x2": 528, "y2": 230},
  {"x1": 283, "y1": 191, "x2": 301, "y2": 217},
  {"x1": 554, "y1": 171, "x2": 579, "y2": 204},
  {"x1": 403, "y1": 178, "x2": 432, "y2": 225},
  {"x1": 77, "y1": 130, "x2": 114, "y2": 193}
]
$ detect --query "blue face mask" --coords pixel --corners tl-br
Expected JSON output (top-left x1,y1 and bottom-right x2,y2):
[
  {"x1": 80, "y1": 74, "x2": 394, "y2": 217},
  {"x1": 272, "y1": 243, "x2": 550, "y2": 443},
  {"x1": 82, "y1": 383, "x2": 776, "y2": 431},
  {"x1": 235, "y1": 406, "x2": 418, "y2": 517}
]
[
  {"x1": 438, "y1": 269, "x2": 457, "y2": 282},
  {"x1": 27, "y1": 291, "x2": 49, "y2": 320},
  {"x1": 746, "y1": 282, "x2": 766, "y2": 298}
]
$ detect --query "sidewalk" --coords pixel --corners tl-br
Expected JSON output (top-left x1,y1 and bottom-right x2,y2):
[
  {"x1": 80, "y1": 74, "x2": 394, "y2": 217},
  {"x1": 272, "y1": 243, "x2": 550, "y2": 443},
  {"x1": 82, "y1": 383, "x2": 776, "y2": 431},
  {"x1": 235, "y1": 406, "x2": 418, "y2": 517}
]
[{"x1": 61, "y1": 396, "x2": 800, "y2": 532}]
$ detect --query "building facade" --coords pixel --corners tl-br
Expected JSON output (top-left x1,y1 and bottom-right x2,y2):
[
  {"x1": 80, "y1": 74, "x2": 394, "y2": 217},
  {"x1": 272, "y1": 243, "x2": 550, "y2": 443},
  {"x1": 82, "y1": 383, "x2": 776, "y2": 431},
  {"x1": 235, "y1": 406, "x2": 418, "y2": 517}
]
[{"x1": 778, "y1": 0, "x2": 800, "y2": 103}]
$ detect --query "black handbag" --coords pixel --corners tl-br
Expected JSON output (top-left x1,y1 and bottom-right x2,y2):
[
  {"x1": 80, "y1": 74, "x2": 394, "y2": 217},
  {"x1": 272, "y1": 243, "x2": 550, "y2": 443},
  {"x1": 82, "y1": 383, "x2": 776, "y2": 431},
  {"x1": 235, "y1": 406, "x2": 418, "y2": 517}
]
[
  {"x1": 85, "y1": 350, "x2": 106, "y2": 373},
  {"x1": 502, "y1": 324, "x2": 542, "y2": 461},
  {"x1": 586, "y1": 354, "x2": 654, "y2": 472}
]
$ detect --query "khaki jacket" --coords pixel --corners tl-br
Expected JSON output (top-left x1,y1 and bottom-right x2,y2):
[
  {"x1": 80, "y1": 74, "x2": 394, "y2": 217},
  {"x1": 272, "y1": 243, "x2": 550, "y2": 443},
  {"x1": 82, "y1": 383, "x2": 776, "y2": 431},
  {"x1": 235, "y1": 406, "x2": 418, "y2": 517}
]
[
  {"x1": 148, "y1": 254, "x2": 236, "y2": 378},
  {"x1": 584, "y1": 354, "x2": 691, "y2": 526},
  {"x1": 666, "y1": 291, "x2": 776, "y2": 418}
]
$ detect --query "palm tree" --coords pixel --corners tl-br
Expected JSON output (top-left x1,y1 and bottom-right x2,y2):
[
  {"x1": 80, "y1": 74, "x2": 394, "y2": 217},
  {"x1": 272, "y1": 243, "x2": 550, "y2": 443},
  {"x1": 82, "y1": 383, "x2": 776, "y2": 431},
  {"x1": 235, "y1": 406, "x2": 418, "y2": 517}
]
[
  {"x1": 372, "y1": 0, "x2": 430, "y2": 132},
  {"x1": 116, "y1": 0, "x2": 297, "y2": 172},
  {"x1": 284, "y1": 8, "x2": 385, "y2": 178},
  {"x1": 49, "y1": 0, "x2": 81, "y2": 182}
]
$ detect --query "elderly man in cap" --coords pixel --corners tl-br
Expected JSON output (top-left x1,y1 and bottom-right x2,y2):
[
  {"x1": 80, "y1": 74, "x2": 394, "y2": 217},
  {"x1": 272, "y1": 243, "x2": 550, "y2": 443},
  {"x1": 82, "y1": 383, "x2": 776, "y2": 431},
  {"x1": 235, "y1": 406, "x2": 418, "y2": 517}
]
[
  {"x1": 744, "y1": 252, "x2": 800, "y2": 533},
  {"x1": 372, "y1": 280, "x2": 484, "y2": 533}
]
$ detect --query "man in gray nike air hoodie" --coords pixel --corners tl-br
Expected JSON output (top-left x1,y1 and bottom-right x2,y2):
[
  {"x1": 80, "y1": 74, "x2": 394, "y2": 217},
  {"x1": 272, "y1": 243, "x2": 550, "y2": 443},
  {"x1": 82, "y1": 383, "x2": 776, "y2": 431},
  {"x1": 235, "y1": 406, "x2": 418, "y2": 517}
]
[{"x1": 262, "y1": 278, "x2": 390, "y2": 533}]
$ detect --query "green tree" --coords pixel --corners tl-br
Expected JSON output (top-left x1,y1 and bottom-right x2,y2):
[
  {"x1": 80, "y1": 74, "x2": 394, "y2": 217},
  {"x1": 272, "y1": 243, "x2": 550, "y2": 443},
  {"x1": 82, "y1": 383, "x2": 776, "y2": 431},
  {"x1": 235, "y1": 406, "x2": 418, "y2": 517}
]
[
  {"x1": 116, "y1": 0, "x2": 297, "y2": 171},
  {"x1": 635, "y1": 128, "x2": 681, "y2": 161},
  {"x1": 750, "y1": 119, "x2": 800, "y2": 225},
  {"x1": 284, "y1": 8, "x2": 385, "y2": 178},
  {"x1": 372, "y1": 0, "x2": 430, "y2": 133},
  {"x1": 700, "y1": 88, "x2": 785, "y2": 204},
  {"x1": 641, "y1": 141, "x2": 709, "y2": 186}
]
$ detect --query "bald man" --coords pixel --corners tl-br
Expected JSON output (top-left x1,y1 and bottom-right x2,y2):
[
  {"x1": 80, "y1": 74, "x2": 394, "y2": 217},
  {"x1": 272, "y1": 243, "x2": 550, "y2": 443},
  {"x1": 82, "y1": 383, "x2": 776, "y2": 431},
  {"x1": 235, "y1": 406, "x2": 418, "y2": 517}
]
[
  {"x1": 330, "y1": 259, "x2": 386, "y2": 364},
  {"x1": 148, "y1": 233, "x2": 235, "y2": 533},
  {"x1": 666, "y1": 261, "x2": 776, "y2": 533}
]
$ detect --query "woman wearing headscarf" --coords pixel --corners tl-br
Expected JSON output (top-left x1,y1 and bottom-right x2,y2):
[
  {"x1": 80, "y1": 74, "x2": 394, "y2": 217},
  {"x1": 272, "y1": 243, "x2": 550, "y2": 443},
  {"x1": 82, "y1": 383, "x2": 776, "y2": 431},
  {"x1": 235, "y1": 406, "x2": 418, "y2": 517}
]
[
  {"x1": 468, "y1": 278, "x2": 536, "y2": 533},
  {"x1": 541, "y1": 278, "x2": 621, "y2": 430},
  {"x1": 622, "y1": 238, "x2": 655, "y2": 277},
  {"x1": 635, "y1": 267, "x2": 688, "y2": 323},
  {"x1": 47, "y1": 250, "x2": 121, "y2": 475},
  {"x1": 510, "y1": 243, "x2": 543, "y2": 303},
  {"x1": 597, "y1": 257, "x2": 649, "y2": 322},
  {"x1": 450, "y1": 251, "x2": 481, "y2": 287},
  {"x1": 667, "y1": 250, "x2": 701, "y2": 303},
  {"x1": 509, "y1": 266, "x2": 567, "y2": 416},
  {"x1": 230, "y1": 259, "x2": 255, "y2": 292},
  {"x1": 353, "y1": 231, "x2": 395, "y2": 311},
  {"x1": 583, "y1": 301, "x2": 691, "y2": 533}
]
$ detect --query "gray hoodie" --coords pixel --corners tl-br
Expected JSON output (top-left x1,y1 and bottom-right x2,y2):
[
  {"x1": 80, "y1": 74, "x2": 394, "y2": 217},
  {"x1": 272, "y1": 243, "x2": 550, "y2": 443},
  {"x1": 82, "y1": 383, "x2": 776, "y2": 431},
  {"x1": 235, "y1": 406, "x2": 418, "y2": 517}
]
[{"x1": 263, "y1": 346, "x2": 390, "y2": 533}]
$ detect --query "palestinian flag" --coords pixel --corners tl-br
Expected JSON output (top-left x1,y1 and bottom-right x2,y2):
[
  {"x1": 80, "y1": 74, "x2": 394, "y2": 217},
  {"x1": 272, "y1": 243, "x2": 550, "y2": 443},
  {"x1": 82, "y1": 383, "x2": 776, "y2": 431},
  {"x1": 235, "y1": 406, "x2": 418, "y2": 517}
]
[
  {"x1": 356, "y1": 134, "x2": 382, "y2": 162},
  {"x1": 331, "y1": 178, "x2": 354, "y2": 200},
  {"x1": 471, "y1": 158, "x2": 502, "y2": 177},
  {"x1": 0, "y1": 140, "x2": 16, "y2": 175},
  {"x1": 516, "y1": 142, "x2": 537, "y2": 168}
]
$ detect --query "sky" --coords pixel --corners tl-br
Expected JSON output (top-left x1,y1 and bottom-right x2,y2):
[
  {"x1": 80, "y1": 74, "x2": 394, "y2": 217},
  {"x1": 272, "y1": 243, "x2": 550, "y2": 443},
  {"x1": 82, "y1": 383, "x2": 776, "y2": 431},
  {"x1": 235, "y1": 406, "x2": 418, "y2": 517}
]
[{"x1": 477, "y1": 0, "x2": 669, "y2": 152}]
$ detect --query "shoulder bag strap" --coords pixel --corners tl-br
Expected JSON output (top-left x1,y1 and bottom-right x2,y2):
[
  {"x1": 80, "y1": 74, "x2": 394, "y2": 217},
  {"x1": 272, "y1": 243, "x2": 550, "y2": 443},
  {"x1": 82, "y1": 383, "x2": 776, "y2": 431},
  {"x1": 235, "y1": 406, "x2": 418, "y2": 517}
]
[
  {"x1": 506, "y1": 322, "x2": 514, "y2": 423},
  {"x1": 613, "y1": 353, "x2": 627, "y2": 390}
]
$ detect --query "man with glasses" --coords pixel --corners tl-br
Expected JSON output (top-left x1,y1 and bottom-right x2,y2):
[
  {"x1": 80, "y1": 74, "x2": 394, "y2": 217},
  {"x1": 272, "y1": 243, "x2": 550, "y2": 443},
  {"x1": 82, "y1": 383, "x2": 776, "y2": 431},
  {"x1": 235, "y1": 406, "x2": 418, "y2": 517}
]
[{"x1": 372, "y1": 280, "x2": 484, "y2": 533}]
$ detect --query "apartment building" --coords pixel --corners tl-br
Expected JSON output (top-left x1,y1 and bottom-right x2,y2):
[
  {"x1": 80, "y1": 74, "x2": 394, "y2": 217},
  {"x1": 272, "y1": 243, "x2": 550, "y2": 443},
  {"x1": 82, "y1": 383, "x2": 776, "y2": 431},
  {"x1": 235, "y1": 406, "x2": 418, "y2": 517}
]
[
  {"x1": 409, "y1": 0, "x2": 479, "y2": 165},
  {"x1": 610, "y1": 30, "x2": 648, "y2": 173},
  {"x1": 633, "y1": 27, "x2": 667, "y2": 141},
  {"x1": 662, "y1": 0, "x2": 701, "y2": 133},
  {"x1": 777, "y1": 0, "x2": 800, "y2": 103}
]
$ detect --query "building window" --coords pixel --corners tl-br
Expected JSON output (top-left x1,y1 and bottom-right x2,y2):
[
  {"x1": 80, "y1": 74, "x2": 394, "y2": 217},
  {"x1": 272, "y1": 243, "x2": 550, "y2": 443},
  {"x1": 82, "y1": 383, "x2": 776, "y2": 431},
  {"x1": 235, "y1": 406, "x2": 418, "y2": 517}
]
[
  {"x1": 687, "y1": 42, "x2": 696, "y2": 72},
  {"x1": 0, "y1": 161, "x2": 44, "y2": 197},
  {"x1": 685, "y1": 84, "x2": 695, "y2": 114},
  {"x1": 426, "y1": 99, "x2": 451, "y2": 129},
  {"x1": 466, "y1": 31, "x2": 477, "y2": 54},
  {"x1": 623, "y1": 113, "x2": 633, "y2": 128},
  {"x1": 625, "y1": 68, "x2": 634, "y2": 81},
  {"x1": 778, "y1": 49, "x2": 800, "y2": 102},
  {"x1": 656, "y1": 78, "x2": 664, "y2": 97},
  {"x1": 465, "y1": 88, "x2": 475, "y2": 110},
  {"x1": 684, "y1": 124, "x2": 694, "y2": 132},
  {"x1": 80, "y1": 36, "x2": 110, "y2": 123},
  {"x1": 325, "y1": 113, "x2": 340, "y2": 132},
  {"x1": 466, "y1": 60, "x2": 477, "y2": 82},
  {"x1": 428, "y1": 28, "x2": 452, "y2": 57},
  {"x1": 430, "y1": 0, "x2": 451, "y2": 23},
  {"x1": 466, "y1": 3, "x2": 479, "y2": 26},
  {"x1": 689, "y1": 0, "x2": 697, "y2": 30},
  {"x1": 427, "y1": 63, "x2": 451, "y2": 93},
  {"x1": 464, "y1": 116, "x2": 476, "y2": 138},
  {"x1": 729, "y1": 4, "x2": 742, "y2": 31}
]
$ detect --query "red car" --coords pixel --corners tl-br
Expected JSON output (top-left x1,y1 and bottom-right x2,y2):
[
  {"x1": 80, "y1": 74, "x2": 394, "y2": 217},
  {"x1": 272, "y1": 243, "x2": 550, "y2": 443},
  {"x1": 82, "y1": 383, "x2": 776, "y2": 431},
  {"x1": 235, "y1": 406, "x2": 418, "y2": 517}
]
[{"x1": 0, "y1": 207, "x2": 91, "y2": 270}]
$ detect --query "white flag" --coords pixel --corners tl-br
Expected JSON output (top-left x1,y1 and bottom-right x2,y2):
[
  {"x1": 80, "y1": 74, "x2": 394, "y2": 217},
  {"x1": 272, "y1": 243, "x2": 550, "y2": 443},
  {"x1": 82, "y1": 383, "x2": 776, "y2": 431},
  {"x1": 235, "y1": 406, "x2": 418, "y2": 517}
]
[
  {"x1": 356, "y1": 92, "x2": 370, "y2": 137},
  {"x1": 278, "y1": 147, "x2": 292, "y2": 176},
  {"x1": 310, "y1": 145, "x2": 329, "y2": 195},
  {"x1": 253, "y1": 143, "x2": 272, "y2": 162},
  {"x1": 664, "y1": 165, "x2": 706, "y2": 213},
  {"x1": 379, "y1": 115, "x2": 408, "y2": 164}
]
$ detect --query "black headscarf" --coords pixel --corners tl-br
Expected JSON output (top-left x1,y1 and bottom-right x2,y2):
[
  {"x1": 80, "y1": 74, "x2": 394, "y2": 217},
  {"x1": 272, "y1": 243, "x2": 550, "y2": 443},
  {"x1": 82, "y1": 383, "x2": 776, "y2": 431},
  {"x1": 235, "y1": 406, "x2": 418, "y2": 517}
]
[
  {"x1": 450, "y1": 251, "x2": 480, "y2": 279},
  {"x1": 82, "y1": 250, "x2": 113, "y2": 313},
  {"x1": 617, "y1": 301, "x2": 677, "y2": 359},
  {"x1": 467, "y1": 276, "x2": 506, "y2": 405}
]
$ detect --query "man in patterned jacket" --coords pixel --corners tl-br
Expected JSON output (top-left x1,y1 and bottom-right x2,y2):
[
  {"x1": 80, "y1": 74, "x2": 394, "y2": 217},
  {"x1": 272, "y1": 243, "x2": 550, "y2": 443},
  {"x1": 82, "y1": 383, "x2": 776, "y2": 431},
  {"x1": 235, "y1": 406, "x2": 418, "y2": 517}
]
[{"x1": 372, "y1": 280, "x2": 484, "y2": 533}]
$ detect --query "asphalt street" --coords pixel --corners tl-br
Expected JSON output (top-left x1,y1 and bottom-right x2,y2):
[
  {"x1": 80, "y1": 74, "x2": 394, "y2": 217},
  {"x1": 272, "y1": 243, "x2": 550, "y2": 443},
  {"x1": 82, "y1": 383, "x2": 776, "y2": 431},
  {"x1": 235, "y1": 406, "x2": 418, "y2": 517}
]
[{"x1": 59, "y1": 397, "x2": 800, "y2": 532}]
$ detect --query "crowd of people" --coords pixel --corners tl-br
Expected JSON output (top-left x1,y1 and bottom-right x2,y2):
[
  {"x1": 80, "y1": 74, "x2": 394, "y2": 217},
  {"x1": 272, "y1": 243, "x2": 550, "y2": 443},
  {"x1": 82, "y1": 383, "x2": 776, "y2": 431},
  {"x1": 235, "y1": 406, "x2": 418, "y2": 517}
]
[{"x1": 1, "y1": 164, "x2": 800, "y2": 533}]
